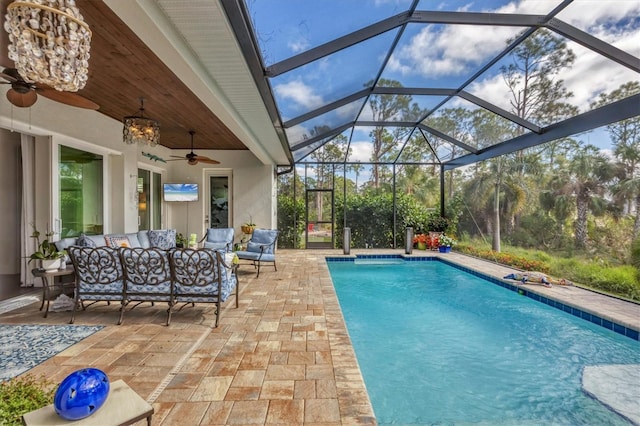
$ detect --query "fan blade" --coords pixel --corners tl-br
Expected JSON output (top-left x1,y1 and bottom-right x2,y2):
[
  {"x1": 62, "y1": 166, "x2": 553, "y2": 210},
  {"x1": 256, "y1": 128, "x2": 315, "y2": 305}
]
[
  {"x1": 193, "y1": 155, "x2": 220, "y2": 165},
  {"x1": 37, "y1": 87, "x2": 99, "y2": 110},
  {"x1": 6, "y1": 88, "x2": 37, "y2": 107},
  {"x1": 0, "y1": 72, "x2": 17, "y2": 83},
  {"x1": 169, "y1": 155, "x2": 186, "y2": 159}
]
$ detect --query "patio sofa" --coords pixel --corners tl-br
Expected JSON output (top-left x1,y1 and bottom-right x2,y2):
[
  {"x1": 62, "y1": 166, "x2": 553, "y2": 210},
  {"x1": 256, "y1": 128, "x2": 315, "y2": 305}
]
[
  {"x1": 66, "y1": 243, "x2": 238, "y2": 327},
  {"x1": 54, "y1": 229, "x2": 177, "y2": 253}
]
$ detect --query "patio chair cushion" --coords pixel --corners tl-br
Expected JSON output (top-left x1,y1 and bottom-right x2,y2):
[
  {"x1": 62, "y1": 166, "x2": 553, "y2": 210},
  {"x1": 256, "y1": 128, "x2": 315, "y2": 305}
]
[
  {"x1": 202, "y1": 228, "x2": 234, "y2": 251},
  {"x1": 234, "y1": 251, "x2": 275, "y2": 262},
  {"x1": 245, "y1": 229, "x2": 278, "y2": 254},
  {"x1": 120, "y1": 247, "x2": 172, "y2": 302},
  {"x1": 148, "y1": 229, "x2": 176, "y2": 250},
  {"x1": 68, "y1": 246, "x2": 124, "y2": 301},
  {"x1": 170, "y1": 248, "x2": 237, "y2": 302}
]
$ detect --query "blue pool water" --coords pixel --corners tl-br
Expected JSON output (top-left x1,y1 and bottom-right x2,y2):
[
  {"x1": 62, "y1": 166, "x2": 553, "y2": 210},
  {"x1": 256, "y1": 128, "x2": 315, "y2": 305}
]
[{"x1": 328, "y1": 259, "x2": 640, "y2": 425}]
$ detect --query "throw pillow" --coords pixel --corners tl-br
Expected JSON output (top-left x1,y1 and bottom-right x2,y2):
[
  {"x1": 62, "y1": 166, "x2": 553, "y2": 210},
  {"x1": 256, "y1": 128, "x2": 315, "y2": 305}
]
[
  {"x1": 104, "y1": 235, "x2": 131, "y2": 248},
  {"x1": 76, "y1": 233, "x2": 97, "y2": 248},
  {"x1": 148, "y1": 229, "x2": 176, "y2": 250}
]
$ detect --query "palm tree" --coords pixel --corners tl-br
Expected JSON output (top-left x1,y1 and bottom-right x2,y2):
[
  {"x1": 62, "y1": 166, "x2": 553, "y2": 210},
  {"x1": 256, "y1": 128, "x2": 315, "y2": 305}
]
[
  {"x1": 547, "y1": 145, "x2": 615, "y2": 248},
  {"x1": 591, "y1": 81, "x2": 640, "y2": 240},
  {"x1": 463, "y1": 156, "x2": 528, "y2": 252},
  {"x1": 396, "y1": 165, "x2": 439, "y2": 206},
  {"x1": 350, "y1": 163, "x2": 364, "y2": 194},
  {"x1": 610, "y1": 167, "x2": 640, "y2": 240}
]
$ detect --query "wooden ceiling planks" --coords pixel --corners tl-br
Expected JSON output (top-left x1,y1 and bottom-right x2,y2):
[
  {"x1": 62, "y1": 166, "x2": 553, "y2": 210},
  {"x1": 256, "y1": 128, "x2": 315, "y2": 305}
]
[{"x1": 1, "y1": 0, "x2": 246, "y2": 151}]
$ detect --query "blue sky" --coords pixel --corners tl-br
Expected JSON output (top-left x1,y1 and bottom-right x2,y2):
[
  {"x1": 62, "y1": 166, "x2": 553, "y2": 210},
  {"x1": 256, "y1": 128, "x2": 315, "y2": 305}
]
[{"x1": 246, "y1": 0, "x2": 639, "y2": 161}]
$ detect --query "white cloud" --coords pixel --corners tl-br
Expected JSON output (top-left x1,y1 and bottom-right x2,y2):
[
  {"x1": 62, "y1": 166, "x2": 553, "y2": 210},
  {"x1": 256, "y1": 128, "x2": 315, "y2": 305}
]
[
  {"x1": 468, "y1": 31, "x2": 639, "y2": 116},
  {"x1": 274, "y1": 79, "x2": 324, "y2": 110},
  {"x1": 388, "y1": 0, "x2": 639, "y2": 83},
  {"x1": 556, "y1": 1, "x2": 640, "y2": 43},
  {"x1": 296, "y1": 165, "x2": 312, "y2": 178},
  {"x1": 449, "y1": 3, "x2": 640, "y2": 115},
  {"x1": 335, "y1": 101, "x2": 362, "y2": 120},
  {"x1": 467, "y1": 73, "x2": 512, "y2": 109},
  {"x1": 389, "y1": 24, "x2": 519, "y2": 78},
  {"x1": 286, "y1": 124, "x2": 308, "y2": 144},
  {"x1": 561, "y1": 39, "x2": 640, "y2": 110},
  {"x1": 388, "y1": 0, "x2": 566, "y2": 79},
  {"x1": 348, "y1": 141, "x2": 373, "y2": 162},
  {"x1": 288, "y1": 38, "x2": 310, "y2": 54}
]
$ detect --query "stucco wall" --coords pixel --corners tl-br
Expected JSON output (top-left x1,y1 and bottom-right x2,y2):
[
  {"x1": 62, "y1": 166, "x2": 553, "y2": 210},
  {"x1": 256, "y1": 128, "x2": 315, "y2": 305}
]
[{"x1": 167, "y1": 150, "x2": 275, "y2": 244}]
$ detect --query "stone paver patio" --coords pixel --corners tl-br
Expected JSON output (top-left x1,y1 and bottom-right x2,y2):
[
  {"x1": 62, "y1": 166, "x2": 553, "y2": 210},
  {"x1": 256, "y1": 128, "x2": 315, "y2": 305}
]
[{"x1": 1, "y1": 249, "x2": 638, "y2": 425}]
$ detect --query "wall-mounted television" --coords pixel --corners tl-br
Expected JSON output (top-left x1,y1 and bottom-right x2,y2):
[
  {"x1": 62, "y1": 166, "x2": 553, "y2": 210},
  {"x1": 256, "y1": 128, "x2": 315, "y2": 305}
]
[{"x1": 163, "y1": 183, "x2": 198, "y2": 202}]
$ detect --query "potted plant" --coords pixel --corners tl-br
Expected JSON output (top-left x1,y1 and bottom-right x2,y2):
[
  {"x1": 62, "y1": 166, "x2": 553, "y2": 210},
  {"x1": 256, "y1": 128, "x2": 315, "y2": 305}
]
[
  {"x1": 413, "y1": 234, "x2": 429, "y2": 250},
  {"x1": 176, "y1": 233, "x2": 187, "y2": 248},
  {"x1": 438, "y1": 234, "x2": 456, "y2": 253},
  {"x1": 29, "y1": 224, "x2": 66, "y2": 271},
  {"x1": 241, "y1": 215, "x2": 256, "y2": 235}
]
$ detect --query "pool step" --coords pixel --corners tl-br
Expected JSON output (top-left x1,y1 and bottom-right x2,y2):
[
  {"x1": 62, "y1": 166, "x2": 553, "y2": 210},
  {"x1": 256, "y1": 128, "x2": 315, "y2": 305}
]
[{"x1": 582, "y1": 364, "x2": 640, "y2": 425}]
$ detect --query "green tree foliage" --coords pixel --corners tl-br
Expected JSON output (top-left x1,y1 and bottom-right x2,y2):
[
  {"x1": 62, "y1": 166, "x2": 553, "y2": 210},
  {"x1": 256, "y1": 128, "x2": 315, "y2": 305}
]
[
  {"x1": 501, "y1": 28, "x2": 578, "y2": 126},
  {"x1": 591, "y1": 81, "x2": 640, "y2": 240},
  {"x1": 277, "y1": 172, "x2": 305, "y2": 249},
  {"x1": 367, "y1": 79, "x2": 427, "y2": 188},
  {"x1": 277, "y1": 194, "x2": 305, "y2": 248},
  {"x1": 333, "y1": 192, "x2": 445, "y2": 249},
  {"x1": 632, "y1": 238, "x2": 640, "y2": 282}
]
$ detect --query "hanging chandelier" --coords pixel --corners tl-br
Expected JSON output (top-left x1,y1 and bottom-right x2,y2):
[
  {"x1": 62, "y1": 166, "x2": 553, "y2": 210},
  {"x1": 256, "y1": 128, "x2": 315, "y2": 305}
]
[
  {"x1": 4, "y1": 0, "x2": 92, "y2": 92},
  {"x1": 123, "y1": 98, "x2": 160, "y2": 147}
]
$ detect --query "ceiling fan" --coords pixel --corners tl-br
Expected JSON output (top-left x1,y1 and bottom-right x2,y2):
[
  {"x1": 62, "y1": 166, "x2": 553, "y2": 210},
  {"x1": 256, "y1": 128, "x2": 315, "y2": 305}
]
[
  {"x1": 169, "y1": 130, "x2": 220, "y2": 165},
  {"x1": 0, "y1": 67, "x2": 99, "y2": 110}
]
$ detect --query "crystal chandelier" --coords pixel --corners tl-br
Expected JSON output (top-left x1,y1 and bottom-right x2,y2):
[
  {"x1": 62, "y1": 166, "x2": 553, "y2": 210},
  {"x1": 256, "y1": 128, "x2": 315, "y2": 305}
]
[
  {"x1": 4, "y1": 0, "x2": 92, "y2": 92},
  {"x1": 123, "y1": 98, "x2": 160, "y2": 147}
]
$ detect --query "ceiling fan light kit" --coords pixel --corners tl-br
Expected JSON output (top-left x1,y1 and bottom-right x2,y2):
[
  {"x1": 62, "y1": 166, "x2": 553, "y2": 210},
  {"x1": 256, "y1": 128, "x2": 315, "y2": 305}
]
[
  {"x1": 169, "y1": 130, "x2": 220, "y2": 166},
  {"x1": 4, "y1": 0, "x2": 92, "y2": 92},
  {"x1": 1, "y1": 66, "x2": 99, "y2": 108},
  {"x1": 123, "y1": 97, "x2": 160, "y2": 147}
]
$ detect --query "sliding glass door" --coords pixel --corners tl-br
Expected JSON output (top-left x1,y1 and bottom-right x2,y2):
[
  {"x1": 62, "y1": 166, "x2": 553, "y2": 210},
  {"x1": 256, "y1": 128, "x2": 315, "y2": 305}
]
[{"x1": 59, "y1": 145, "x2": 103, "y2": 237}]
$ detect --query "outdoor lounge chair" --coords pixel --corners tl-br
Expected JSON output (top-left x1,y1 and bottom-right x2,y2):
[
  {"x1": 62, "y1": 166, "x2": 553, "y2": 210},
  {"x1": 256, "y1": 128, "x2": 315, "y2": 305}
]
[
  {"x1": 199, "y1": 227, "x2": 234, "y2": 251},
  {"x1": 168, "y1": 248, "x2": 238, "y2": 327},
  {"x1": 234, "y1": 228, "x2": 279, "y2": 277},
  {"x1": 119, "y1": 247, "x2": 173, "y2": 325},
  {"x1": 67, "y1": 246, "x2": 125, "y2": 324}
]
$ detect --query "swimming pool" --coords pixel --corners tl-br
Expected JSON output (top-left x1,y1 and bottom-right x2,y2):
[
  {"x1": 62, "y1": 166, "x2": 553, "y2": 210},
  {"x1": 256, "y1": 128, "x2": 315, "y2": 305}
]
[{"x1": 328, "y1": 257, "x2": 640, "y2": 425}]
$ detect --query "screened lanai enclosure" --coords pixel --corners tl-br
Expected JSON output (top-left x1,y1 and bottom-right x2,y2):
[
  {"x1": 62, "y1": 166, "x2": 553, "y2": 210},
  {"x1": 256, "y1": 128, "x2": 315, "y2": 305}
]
[{"x1": 222, "y1": 0, "x2": 640, "y2": 250}]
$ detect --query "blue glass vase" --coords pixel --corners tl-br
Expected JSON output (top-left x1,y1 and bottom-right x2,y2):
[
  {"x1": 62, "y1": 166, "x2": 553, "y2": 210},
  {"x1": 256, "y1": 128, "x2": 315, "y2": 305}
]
[{"x1": 54, "y1": 368, "x2": 110, "y2": 420}]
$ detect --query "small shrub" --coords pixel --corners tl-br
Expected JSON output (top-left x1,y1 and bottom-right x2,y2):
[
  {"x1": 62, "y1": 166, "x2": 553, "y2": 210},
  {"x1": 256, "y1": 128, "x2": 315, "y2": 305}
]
[
  {"x1": 632, "y1": 238, "x2": 640, "y2": 282},
  {"x1": 551, "y1": 258, "x2": 640, "y2": 301},
  {"x1": 0, "y1": 375, "x2": 55, "y2": 425},
  {"x1": 456, "y1": 243, "x2": 549, "y2": 273},
  {"x1": 457, "y1": 240, "x2": 640, "y2": 301}
]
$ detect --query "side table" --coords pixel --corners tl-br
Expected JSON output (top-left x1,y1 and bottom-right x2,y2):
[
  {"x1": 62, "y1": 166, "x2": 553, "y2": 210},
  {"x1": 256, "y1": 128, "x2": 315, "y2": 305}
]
[
  {"x1": 22, "y1": 379, "x2": 154, "y2": 426},
  {"x1": 31, "y1": 266, "x2": 75, "y2": 318}
]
